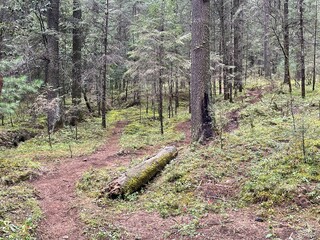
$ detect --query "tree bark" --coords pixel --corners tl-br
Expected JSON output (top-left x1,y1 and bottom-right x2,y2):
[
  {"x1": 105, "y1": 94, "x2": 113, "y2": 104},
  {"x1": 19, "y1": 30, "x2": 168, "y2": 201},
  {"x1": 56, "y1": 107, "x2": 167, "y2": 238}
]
[
  {"x1": 46, "y1": 0, "x2": 61, "y2": 132},
  {"x1": 299, "y1": 0, "x2": 306, "y2": 98},
  {"x1": 102, "y1": 0, "x2": 109, "y2": 128},
  {"x1": 103, "y1": 146, "x2": 178, "y2": 198},
  {"x1": 263, "y1": 0, "x2": 271, "y2": 79},
  {"x1": 0, "y1": 75, "x2": 3, "y2": 97},
  {"x1": 283, "y1": 0, "x2": 292, "y2": 92},
  {"x1": 233, "y1": 0, "x2": 243, "y2": 92},
  {"x1": 312, "y1": 0, "x2": 318, "y2": 91},
  {"x1": 72, "y1": 0, "x2": 82, "y2": 106},
  {"x1": 191, "y1": 0, "x2": 213, "y2": 142}
]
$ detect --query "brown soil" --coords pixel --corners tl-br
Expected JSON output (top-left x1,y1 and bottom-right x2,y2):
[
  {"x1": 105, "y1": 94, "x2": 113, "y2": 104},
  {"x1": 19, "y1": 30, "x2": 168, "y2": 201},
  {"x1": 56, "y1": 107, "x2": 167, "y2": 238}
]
[
  {"x1": 31, "y1": 95, "x2": 319, "y2": 240},
  {"x1": 32, "y1": 120, "x2": 191, "y2": 240},
  {"x1": 32, "y1": 121, "x2": 136, "y2": 240}
]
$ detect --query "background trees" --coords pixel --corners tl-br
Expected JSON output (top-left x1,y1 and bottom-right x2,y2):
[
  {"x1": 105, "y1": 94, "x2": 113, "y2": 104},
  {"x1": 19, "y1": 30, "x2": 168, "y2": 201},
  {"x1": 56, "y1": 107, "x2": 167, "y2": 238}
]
[{"x1": 0, "y1": 0, "x2": 318, "y2": 138}]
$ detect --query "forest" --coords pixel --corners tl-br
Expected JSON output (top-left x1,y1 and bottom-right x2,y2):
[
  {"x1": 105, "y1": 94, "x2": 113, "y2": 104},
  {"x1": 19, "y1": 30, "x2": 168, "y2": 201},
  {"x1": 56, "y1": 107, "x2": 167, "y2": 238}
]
[{"x1": 0, "y1": 0, "x2": 319, "y2": 239}]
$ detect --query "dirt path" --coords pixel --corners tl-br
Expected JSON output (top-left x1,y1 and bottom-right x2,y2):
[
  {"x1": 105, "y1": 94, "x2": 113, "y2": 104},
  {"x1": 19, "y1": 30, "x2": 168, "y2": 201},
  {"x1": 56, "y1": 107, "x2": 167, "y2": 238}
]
[
  {"x1": 32, "y1": 121, "x2": 130, "y2": 240},
  {"x1": 32, "y1": 120, "x2": 191, "y2": 240}
]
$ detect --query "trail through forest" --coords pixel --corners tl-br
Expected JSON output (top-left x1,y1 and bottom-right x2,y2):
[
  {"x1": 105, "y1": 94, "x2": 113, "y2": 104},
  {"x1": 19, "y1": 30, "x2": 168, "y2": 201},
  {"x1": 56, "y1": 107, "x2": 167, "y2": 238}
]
[
  {"x1": 33, "y1": 121, "x2": 129, "y2": 239},
  {"x1": 31, "y1": 87, "x2": 312, "y2": 240},
  {"x1": 32, "y1": 120, "x2": 191, "y2": 239}
]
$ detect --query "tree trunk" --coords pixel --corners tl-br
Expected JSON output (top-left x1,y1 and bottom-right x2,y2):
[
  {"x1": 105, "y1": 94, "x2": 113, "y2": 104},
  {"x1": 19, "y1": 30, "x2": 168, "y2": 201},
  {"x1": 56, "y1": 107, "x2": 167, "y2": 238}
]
[
  {"x1": 191, "y1": 0, "x2": 213, "y2": 142},
  {"x1": 312, "y1": 0, "x2": 318, "y2": 91},
  {"x1": 46, "y1": 0, "x2": 61, "y2": 132},
  {"x1": 102, "y1": 0, "x2": 109, "y2": 128},
  {"x1": 103, "y1": 146, "x2": 178, "y2": 198},
  {"x1": 299, "y1": 0, "x2": 306, "y2": 98},
  {"x1": 0, "y1": 74, "x2": 3, "y2": 97},
  {"x1": 71, "y1": 0, "x2": 82, "y2": 106},
  {"x1": 233, "y1": 0, "x2": 243, "y2": 92},
  {"x1": 158, "y1": 0, "x2": 165, "y2": 135},
  {"x1": 263, "y1": 0, "x2": 271, "y2": 79},
  {"x1": 283, "y1": 0, "x2": 292, "y2": 92}
]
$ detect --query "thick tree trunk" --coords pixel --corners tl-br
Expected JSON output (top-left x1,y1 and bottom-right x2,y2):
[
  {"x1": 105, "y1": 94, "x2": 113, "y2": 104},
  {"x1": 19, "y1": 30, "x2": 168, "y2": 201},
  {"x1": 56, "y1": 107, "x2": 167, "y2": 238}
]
[
  {"x1": 191, "y1": 0, "x2": 213, "y2": 142},
  {"x1": 72, "y1": 0, "x2": 82, "y2": 106},
  {"x1": 46, "y1": 0, "x2": 61, "y2": 132},
  {"x1": 103, "y1": 146, "x2": 178, "y2": 198}
]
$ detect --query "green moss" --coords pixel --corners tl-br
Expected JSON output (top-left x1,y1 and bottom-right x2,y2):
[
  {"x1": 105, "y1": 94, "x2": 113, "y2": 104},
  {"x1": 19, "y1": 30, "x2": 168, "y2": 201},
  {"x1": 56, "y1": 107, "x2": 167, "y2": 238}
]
[
  {"x1": 122, "y1": 149, "x2": 178, "y2": 196},
  {"x1": 0, "y1": 184, "x2": 41, "y2": 239}
]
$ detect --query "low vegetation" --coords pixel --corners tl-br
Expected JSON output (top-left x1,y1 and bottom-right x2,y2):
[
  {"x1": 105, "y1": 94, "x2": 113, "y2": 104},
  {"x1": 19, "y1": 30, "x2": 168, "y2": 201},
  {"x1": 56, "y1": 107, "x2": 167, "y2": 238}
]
[
  {"x1": 0, "y1": 79, "x2": 319, "y2": 239},
  {"x1": 77, "y1": 80, "x2": 319, "y2": 239}
]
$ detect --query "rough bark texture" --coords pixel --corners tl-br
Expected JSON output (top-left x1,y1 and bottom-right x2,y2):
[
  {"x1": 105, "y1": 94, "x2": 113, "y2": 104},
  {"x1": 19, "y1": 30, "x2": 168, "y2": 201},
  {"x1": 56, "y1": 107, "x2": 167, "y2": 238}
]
[
  {"x1": 263, "y1": 0, "x2": 271, "y2": 79},
  {"x1": 47, "y1": 0, "x2": 61, "y2": 132},
  {"x1": 299, "y1": 0, "x2": 306, "y2": 98},
  {"x1": 158, "y1": 0, "x2": 164, "y2": 135},
  {"x1": 312, "y1": 0, "x2": 318, "y2": 91},
  {"x1": 283, "y1": 0, "x2": 292, "y2": 92},
  {"x1": 103, "y1": 146, "x2": 178, "y2": 198},
  {"x1": 191, "y1": 0, "x2": 213, "y2": 142},
  {"x1": 72, "y1": 0, "x2": 82, "y2": 105},
  {"x1": 233, "y1": 0, "x2": 243, "y2": 92},
  {"x1": 102, "y1": 0, "x2": 109, "y2": 128}
]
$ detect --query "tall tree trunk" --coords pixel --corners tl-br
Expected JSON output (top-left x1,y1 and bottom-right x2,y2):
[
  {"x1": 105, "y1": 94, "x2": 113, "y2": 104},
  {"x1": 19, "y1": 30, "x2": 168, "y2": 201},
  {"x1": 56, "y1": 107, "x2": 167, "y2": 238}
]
[
  {"x1": 191, "y1": 0, "x2": 213, "y2": 142},
  {"x1": 283, "y1": 0, "x2": 292, "y2": 92},
  {"x1": 312, "y1": 0, "x2": 318, "y2": 91},
  {"x1": 158, "y1": 0, "x2": 165, "y2": 135},
  {"x1": 46, "y1": 0, "x2": 61, "y2": 132},
  {"x1": 102, "y1": 0, "x2": 109, "y2": 128},
  {"x1": 263, "y1": 0, "x2": 271, "y2": 79},
  {"x1": 72, "y1": 0, "x2": 82, "y2": 106},
  {"x1": 299, "y1": 0, "x2": 306, "y2": 98},
  {"x1": 233, "y1": 0, "x2": 243, "y2": 92}
]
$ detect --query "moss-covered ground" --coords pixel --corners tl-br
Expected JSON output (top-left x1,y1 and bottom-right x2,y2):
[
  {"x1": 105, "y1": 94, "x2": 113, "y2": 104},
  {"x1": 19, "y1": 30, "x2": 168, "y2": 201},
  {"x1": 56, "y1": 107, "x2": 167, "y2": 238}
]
[
  {"x1": 1, "y1": 78, "x2": 319, "y2": 239},
  {"x1": 77, "y1": 79, "x2": 319, "y2": 239}
]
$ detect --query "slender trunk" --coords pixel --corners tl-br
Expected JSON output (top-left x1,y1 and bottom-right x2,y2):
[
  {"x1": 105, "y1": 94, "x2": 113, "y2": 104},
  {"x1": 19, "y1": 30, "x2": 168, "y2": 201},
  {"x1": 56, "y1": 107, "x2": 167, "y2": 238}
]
[
  {"x1": 233, "y1": 0, "x2": 243, "y2": 92},
  {"x1": 159, "y1": 2, "x2": 164, "y2": 135},
  {"x1": 312, "y1": 0, "x2": 318, "y2": 91},
  {"x1": 283, "y1": 0, "x2": 292, "y2": 92},
  {"x1": 102, "y1": 0, "x2": 109, "y2": 128},
  {"x1": 299, "y1": 0, "x2": 306, "y2": 98},
  {"x1": 263, "y1": 0, "x2": 271, "y2": 79},
  {"x1": 220, "y1": 0, "x2": 229, "y2": 100}
]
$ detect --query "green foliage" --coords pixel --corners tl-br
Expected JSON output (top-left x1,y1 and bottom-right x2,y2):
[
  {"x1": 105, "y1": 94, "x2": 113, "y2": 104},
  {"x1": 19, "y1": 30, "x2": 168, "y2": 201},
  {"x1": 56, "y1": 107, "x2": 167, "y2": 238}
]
[
  {"x1": 77, "y1": 168, "x2": 111, "y2": 198},
  {"x1": 0, "y1": 185, "x2": 41, "y2": 240},
  {"x1": 120, "y1": 107, "x2": 189, "y2": 150},
  {"x1": 0, "y1": 76, "x2": 42, "y2": 116}
]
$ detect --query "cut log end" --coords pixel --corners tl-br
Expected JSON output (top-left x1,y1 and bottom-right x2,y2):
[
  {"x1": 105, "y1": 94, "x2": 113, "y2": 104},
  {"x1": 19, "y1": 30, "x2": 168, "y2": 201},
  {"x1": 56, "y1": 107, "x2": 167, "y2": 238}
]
[{"x1": 102, "y1": 146, "x2": 178, "y2": 199}]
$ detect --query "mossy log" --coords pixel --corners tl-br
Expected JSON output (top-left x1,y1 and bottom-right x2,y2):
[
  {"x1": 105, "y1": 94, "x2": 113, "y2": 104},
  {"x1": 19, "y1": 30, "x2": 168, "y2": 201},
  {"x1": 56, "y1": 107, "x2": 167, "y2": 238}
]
[
  {"x1": 104, "y1": 146, "x2": 178, "y2": 198},
  {"x1": 0, "y1": 129, "x2": 36, "y2": 148}
]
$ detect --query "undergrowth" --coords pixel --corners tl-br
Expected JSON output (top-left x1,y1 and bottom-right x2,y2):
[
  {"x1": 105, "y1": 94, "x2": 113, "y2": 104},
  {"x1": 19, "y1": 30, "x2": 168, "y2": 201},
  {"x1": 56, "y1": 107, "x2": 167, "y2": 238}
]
[{"x1": 78, "y1": 79, "x2": 319, "y2": 239}]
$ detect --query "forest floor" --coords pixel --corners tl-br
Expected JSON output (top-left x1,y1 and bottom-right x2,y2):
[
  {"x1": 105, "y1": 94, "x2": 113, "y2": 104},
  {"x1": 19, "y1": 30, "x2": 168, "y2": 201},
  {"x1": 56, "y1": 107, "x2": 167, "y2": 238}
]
[
  {"x1": 32, "y1": 120, "x2": 191, "y2": 240},
  {"x1": 0, "y1": 80, "x2": 319, "y2": 240}
]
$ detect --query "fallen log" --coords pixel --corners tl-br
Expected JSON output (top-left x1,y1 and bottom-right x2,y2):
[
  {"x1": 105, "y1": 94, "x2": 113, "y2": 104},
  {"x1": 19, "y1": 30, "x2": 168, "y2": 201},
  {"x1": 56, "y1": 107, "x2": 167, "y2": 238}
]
[{"x1": 103, "y1": 146, "x2": 178, "y2": 198}]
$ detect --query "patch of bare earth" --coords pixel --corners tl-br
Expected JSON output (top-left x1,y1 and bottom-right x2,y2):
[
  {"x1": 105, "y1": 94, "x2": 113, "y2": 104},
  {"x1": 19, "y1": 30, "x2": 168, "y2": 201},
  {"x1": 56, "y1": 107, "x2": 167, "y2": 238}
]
[
  {"x1": 32, "y1": 120, "x2": 191, "y2": 240},
  {"x1": 32, "y1": 121, "x2": 139, "y2": 240}
]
